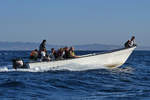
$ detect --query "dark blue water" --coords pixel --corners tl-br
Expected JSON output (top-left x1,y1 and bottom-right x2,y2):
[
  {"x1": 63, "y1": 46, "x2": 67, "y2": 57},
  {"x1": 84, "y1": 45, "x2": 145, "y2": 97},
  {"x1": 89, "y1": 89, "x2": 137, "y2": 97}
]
[{"x1": 0, "y1": 50, "x2": 150, "y2": 100}]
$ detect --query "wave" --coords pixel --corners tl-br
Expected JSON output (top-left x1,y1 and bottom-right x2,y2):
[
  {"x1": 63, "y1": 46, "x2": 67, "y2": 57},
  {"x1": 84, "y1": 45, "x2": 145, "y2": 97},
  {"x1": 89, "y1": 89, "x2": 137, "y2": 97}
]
[
  {"x1": 0, "y1": 63, "x2": 108, "y2": 72},
  {"x1": 0, "y1": 63, "x2": 134, "y2": 74},
  {"x1": 110, "y1": 66, "x2": 134, "y2": 74},
  {"x1": 0, "y1": 81, "x2": 25, "y2": 88}
]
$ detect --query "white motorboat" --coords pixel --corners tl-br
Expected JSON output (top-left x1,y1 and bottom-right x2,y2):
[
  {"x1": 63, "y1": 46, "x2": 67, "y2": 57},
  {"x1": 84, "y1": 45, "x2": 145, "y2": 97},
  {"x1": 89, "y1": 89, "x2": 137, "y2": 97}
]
[{"x1": 12, "y1": 46, "x2": 136, "y2": 70}]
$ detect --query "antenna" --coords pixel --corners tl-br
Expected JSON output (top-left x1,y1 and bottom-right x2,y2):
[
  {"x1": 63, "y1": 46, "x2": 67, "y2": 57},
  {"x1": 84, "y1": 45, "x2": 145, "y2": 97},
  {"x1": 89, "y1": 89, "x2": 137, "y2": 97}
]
[{"x1": 128, "y1": 32, "x2": 135, "y2": 36}]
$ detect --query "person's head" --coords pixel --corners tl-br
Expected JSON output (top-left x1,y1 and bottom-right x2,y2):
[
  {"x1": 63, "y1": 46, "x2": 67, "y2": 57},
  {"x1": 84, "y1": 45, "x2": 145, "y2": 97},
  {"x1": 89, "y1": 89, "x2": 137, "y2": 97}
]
[
  {"x1": 64, "y1": 46, "x2": 69, "y2": 51},
  {"x1": 51, "y1": 48, "x2": 55, "y2": 53},
  {"x1": 128, "y1": 40, "x2": 131, "y2": 43},
  {"x1": 34, "y1": 49, "x2": 38, "y2": 52},
  {"x1": 51, "y1": 48, "x2": 54, "y2": 51},
  {"x1": 131, "y1": 36, "x2": 135, "y2": 41},
  {"x1": 70, "y1": 46, "x2": 74, "y2": 51},
  {"x1": 42, "y1": 40, "x2": 46, "y2": 43},
  {"x1": 60, "y1": 48, "x2": 63, "y2": 51}
]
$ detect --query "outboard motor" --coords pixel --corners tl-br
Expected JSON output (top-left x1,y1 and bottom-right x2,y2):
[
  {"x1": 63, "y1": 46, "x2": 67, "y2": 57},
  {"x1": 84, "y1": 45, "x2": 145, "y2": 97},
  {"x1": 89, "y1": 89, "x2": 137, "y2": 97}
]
[{"x1": 12, "y1": 58, "x2": 25, "y2": 69}]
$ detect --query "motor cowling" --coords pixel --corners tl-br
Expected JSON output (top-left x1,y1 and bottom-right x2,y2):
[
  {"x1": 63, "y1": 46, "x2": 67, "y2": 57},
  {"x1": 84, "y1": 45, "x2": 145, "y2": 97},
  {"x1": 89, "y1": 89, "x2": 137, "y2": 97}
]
[{"x1": 12, "y1": 58, "x2": 24, "y2": 69}]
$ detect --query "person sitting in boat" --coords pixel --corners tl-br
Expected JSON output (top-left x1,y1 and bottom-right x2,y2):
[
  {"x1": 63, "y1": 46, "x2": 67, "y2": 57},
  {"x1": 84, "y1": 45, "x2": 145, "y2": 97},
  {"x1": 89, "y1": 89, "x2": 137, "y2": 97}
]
[
  {"x1": 124, "y1": 36, "x2": 136, "y2": 48},
  {"x1": 40, "y1": 48, "x2": 50, "y2": 61},
  {"x1": 56, "y1": 48, "x2": 65, "y2": 60},
  {"x1": 30, "y1": 49, "x2": 38, "y2": 61},
  {"x1": 39, "y1": 40, "x2": 47, "y2": 57},
  {"x1": 69, "y1": 47, "x2": 80, "y2": 58},
  {"x1": 129, "y1": 36, "x2": 136, "y2": 47},
  {"x1": 50, "y1": 48, "x2": 57, "y2": 61},
  {"x1": 124, "y1": 40, "x2": 131, "y2": 48},
  {"x1": 63, "y1": 46, "x2": 70, "y2": 59}
]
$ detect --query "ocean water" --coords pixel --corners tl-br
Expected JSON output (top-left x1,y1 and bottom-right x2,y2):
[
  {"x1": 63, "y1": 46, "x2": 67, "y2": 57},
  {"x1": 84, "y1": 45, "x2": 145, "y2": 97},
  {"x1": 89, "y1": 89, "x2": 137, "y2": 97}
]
[{"x1": 0, "y1": 50, "x2": 150, "y2": 100}]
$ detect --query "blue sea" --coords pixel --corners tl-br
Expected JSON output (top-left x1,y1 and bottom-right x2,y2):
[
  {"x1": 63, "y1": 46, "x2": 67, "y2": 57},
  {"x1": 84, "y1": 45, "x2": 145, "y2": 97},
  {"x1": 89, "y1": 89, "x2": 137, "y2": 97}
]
[{"x1": 0, "y1": 50, "x2": 150, "y2": 100}]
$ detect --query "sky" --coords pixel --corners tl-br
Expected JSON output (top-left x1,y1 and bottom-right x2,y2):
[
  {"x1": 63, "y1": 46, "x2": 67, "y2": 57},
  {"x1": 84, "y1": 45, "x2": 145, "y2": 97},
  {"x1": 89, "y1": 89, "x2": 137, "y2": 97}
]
[{"x1": 0, "y1": 0, "x2": 149, "y2": 46}]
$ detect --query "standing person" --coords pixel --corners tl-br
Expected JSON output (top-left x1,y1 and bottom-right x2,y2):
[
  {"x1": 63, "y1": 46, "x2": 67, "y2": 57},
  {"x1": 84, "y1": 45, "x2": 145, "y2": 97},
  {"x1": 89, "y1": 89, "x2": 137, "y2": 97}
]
[
  {"x1": 40, "y1": 48, "x2": 50, "y2": 61},
  {"x1": 40, "y1": 49, "x2": 46, "y2": 61},
  {"x1": 39, "y1": 40, "x2": 47, "y2": 58},
  {"x1": 39, "y1": 40, "x2": 46, "y2": 52}
]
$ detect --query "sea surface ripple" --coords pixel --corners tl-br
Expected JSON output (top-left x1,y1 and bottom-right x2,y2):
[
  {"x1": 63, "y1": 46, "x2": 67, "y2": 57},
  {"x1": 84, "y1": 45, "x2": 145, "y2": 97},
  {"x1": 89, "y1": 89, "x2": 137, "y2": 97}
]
[{"x1": 0, "y1": 50, "x2": 150, "y2": 100}]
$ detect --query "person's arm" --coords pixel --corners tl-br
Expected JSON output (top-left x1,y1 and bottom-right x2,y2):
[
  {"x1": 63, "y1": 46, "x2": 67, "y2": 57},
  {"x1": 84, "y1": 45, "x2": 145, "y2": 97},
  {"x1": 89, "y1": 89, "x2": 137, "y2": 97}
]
[{"x1": 72, "y1": 51, "x2": 80, "y2": 58}]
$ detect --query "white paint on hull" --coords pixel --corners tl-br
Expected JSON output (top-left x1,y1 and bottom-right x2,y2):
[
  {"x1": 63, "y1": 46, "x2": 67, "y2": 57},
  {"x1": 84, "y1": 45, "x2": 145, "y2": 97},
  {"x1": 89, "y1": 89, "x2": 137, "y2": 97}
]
[{"x1": 27, "y1": 47, "x2": 136, "y2": 70}]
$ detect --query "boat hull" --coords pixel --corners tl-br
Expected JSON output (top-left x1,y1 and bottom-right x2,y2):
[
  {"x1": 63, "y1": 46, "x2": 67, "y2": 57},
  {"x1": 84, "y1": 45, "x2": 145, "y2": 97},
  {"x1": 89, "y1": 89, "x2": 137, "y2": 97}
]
[{"x1": 27, "y1": 47, "x2": 136, "y2": 70}]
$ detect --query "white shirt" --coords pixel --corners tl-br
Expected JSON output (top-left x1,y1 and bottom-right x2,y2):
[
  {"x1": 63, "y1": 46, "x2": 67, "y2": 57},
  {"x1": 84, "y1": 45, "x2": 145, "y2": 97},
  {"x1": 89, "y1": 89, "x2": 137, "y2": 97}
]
[
  {"x1": 50, "y1": 53, "x2": 55, "y2": 61},
  {"x1": 41, "y1": 51, "x2": 46, "y2": 57},
  {"x1": 129, "y1": 40, "x2": 136, "y2": 47}
]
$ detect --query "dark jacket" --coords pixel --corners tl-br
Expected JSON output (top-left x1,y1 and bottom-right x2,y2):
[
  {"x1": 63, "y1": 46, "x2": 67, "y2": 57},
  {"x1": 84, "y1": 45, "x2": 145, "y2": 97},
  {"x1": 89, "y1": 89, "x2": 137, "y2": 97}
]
[
  {"x1": 63, "y1": 50, "x2": 70, "y2": 59},
  {"x1": 39, "y1": 42, "x2": 46, "y2": 52}
]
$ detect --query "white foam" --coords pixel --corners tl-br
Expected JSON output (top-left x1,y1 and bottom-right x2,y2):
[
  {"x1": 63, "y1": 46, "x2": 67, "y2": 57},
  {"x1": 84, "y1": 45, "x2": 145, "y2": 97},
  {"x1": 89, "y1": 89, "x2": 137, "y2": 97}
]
[
  {"x1": 0, "y1": 63, "x2": 107, "y2": 72},
  {"x1": 110, "y1": 66, "x2": 134, "y2": 74}
]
